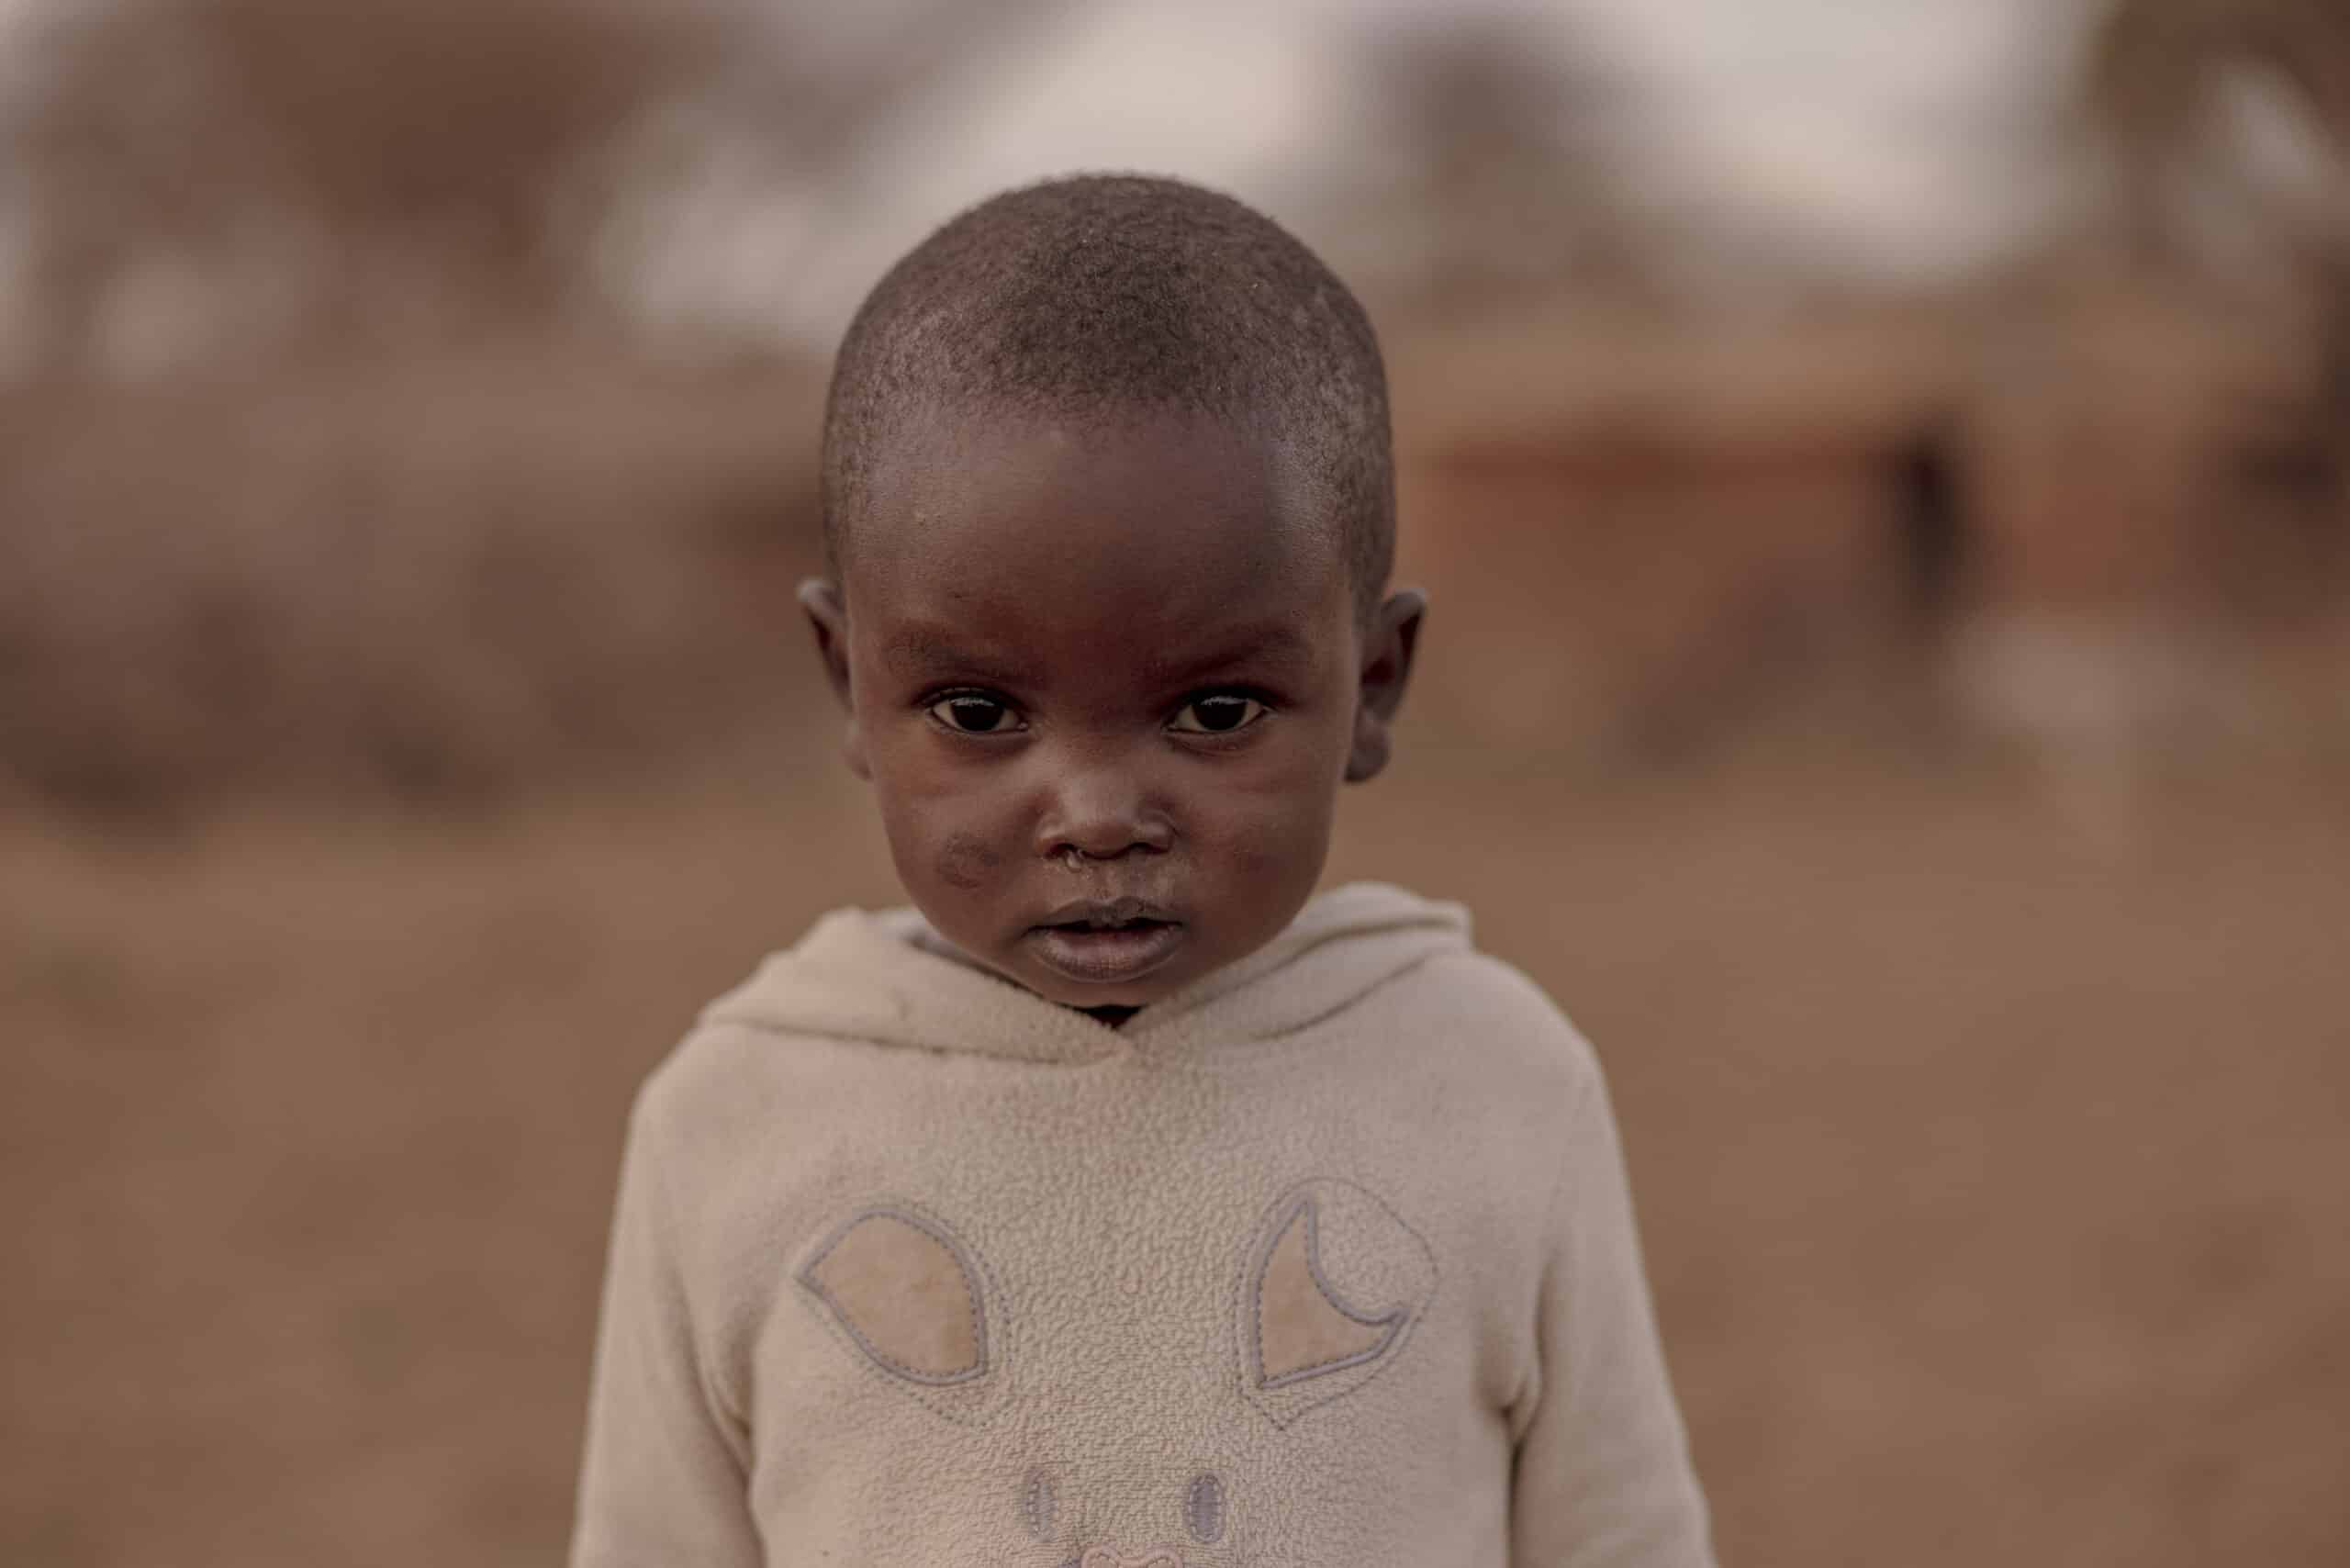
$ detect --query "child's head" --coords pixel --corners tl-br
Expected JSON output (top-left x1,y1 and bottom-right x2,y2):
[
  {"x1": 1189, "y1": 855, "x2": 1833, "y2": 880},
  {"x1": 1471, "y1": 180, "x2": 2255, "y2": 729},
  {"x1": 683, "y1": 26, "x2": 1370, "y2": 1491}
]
[{"x1": 800, "y1": 174, "x2": 1423, "y2": 1013}]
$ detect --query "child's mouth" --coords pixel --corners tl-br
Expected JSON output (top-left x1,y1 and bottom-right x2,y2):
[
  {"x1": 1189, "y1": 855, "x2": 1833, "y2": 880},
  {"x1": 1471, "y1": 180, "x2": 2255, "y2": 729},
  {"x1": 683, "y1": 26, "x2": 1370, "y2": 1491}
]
[{"x1": 1026, "y1": 914, "x2": 1185, "y2": 985}]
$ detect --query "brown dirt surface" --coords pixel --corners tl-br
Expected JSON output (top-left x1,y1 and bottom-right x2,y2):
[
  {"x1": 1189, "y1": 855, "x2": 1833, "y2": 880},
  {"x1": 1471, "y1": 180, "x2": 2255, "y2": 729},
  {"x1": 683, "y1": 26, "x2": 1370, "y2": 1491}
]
[{"x1": 6, "y1": 746, "x2": 2346, "y2": 1567}]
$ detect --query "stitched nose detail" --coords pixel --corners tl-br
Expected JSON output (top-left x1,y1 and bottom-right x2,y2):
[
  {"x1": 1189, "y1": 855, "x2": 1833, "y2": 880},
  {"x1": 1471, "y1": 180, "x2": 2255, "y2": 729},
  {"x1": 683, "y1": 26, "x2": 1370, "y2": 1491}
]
[{"x1": 1079, "y1": 1548, "x2": 1182, "y2": 1568}]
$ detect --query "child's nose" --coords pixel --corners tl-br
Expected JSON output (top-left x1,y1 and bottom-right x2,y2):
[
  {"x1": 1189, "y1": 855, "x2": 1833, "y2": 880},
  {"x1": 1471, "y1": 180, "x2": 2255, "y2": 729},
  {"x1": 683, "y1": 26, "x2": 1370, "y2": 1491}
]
[{"x1": 1035, "y1": 766, "x2": 1173, "y2": 861}]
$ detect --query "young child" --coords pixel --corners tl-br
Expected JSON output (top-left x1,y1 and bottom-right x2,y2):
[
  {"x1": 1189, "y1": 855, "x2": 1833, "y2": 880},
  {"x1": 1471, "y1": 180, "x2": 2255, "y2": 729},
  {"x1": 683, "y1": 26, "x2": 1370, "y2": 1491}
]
[{"x1": 570, "y1": 174, "x2": 1714, "y2": 1568}]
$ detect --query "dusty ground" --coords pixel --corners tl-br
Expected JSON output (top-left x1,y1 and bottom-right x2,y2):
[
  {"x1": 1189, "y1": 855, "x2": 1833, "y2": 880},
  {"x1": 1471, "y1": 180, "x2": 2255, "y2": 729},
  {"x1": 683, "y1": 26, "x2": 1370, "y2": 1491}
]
[{"x1": 6, "y1": 741, "x2": 2345, "y2": 1567}]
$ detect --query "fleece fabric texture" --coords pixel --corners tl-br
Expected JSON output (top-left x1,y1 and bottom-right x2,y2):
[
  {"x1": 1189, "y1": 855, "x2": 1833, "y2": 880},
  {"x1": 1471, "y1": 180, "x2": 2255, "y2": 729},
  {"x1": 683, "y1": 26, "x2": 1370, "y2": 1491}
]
[{"x1": 570, "y1": 881, "x2": 1714, "y2": 1568}]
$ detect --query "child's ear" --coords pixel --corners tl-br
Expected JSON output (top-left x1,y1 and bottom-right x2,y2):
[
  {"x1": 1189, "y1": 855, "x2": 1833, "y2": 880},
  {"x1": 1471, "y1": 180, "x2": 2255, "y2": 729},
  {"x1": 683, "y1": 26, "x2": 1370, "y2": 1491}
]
[
  {"x1": 1346, "y1": 587, "x2": 1426, "y2": 784},
  {"x1": 797, "y1": 577, "x2": 869, "y2": 779}
]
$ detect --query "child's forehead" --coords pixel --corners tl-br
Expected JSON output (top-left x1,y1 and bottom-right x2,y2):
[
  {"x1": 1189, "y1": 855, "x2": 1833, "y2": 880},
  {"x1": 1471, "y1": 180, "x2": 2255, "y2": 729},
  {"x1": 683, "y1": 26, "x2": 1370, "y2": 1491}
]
[
  {"x1": 875, "y1": 599, "x2": 1331, "y2": 697},
  {"x1": 852, "y1": 546, "x2": 1339, "y2": 660},
  {"x1": 846, "y1": 406, "x2": 1347, "y2": 598},
  {"x1": 838, "y1": 409, "x2": 1354, "y2": 674}
]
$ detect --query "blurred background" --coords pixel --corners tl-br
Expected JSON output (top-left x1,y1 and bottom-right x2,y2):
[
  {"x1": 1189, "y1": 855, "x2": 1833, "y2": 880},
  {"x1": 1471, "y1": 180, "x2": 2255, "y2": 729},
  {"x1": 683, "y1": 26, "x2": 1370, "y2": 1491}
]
[{"x1": 4, "y1": 0, "x2": 2346, "y2": 1562}]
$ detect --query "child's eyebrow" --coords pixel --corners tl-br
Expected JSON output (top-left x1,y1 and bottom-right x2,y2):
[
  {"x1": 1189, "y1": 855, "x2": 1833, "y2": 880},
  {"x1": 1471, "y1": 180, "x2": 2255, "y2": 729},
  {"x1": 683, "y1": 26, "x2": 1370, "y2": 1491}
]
[
  {"x1": 1142, "y1": 623, "x2": 1317, "y2": 687},
  {"x1": 879, "y1": 626, "x2": 1025, "y2": 684},
  {"x1": 881, "y1": 621, "x2": 1319, "y2": 689}
]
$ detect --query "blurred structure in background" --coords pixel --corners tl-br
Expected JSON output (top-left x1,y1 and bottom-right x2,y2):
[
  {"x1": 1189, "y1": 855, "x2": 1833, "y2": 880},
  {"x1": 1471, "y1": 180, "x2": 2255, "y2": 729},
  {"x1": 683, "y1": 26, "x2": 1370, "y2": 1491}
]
[
  {"x1": 5, "y1": 5, "x2": 2346, "y2": 1567},
  {"x1": 4, "y1": 0, "x2": 2345, "y2": 815}
]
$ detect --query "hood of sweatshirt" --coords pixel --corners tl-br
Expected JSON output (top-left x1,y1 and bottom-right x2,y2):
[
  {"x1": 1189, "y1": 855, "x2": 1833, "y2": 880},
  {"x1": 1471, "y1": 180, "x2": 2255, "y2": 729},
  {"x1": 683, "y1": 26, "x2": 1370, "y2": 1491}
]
[{"x1": 699, "y1": 879, "x2": 1472, "y2": 1064}]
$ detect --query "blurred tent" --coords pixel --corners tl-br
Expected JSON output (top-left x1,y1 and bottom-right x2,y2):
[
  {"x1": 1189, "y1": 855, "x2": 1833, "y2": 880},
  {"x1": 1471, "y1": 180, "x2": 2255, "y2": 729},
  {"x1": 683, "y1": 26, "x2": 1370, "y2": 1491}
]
[
  {"x1": 1923, "y1": 0, "x2": 2350, "y2": 767},
  {"x1": 2086, "y1": 0, "x2": 2350, "y2": 276}
]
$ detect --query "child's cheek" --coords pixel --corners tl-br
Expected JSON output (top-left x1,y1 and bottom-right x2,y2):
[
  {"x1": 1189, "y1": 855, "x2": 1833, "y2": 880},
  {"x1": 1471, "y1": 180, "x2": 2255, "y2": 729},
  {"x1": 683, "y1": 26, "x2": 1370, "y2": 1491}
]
[
  {"x1": 931, "y1": 831, "x2": 1003, "y2": 892},
  {"x1": 877, "y1": 786, "x2": 999, "y2": 899},
  {"x1": 1192, "y1": 752, "x2": 1338, "y2": 891}
]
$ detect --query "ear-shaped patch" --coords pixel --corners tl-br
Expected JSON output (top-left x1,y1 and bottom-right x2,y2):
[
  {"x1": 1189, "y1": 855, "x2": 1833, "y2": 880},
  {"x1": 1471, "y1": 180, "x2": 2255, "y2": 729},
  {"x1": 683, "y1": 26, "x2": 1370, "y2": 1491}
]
[
  {"x1": 796, "y1": 1201, "x2": 1008, "y2": 1424},
  {"x1": 1236, "y1": 1178, "x2": 1438, "y2": 1428}
]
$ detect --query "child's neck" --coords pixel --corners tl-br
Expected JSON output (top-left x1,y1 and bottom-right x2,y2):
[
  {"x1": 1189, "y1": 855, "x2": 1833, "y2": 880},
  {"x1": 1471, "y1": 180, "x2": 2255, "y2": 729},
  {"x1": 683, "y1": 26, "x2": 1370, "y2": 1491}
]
[{"x1": 1073, "y1": 1002, "x2": 1142, "y2": 1029}]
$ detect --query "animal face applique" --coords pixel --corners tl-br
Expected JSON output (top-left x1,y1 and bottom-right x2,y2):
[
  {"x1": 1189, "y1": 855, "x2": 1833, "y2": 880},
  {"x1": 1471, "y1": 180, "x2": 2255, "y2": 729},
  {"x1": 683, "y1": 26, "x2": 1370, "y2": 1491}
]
[{"x1": 792, "y1": 1179, "x2": 1440, "y2": 1565}]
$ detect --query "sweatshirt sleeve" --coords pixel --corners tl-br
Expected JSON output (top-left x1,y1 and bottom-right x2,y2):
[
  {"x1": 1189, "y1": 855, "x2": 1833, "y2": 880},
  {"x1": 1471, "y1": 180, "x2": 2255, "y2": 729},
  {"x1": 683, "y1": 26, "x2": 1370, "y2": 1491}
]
[
  {"x1": 569, "y1": 1083, "x2": 765, "y2": 1568},
  {"x1": 1509, "y1": 1062, "x2": 1715, "y2": 1568}
]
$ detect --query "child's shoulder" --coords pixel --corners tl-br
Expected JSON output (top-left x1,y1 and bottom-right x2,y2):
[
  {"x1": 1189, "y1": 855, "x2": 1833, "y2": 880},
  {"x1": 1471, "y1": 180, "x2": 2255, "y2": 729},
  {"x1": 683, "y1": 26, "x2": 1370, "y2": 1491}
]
[
  {"x1": 1407, "y1": 931, "x2": 1608, "y2": 1092},
  {"x1": 612, "y1": 1004, "x2": 796, "y2": 1170},
  {"x1": 1273, "y1": 878, "x2": 1611, "y2": 1103}
]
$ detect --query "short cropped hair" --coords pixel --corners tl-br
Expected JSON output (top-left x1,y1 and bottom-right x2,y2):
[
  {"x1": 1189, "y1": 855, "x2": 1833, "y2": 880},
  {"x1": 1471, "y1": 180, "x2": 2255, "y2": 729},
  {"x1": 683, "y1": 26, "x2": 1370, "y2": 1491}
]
[{"x1": 821, "y1": 174, "x2": 1393, "y2": 615}]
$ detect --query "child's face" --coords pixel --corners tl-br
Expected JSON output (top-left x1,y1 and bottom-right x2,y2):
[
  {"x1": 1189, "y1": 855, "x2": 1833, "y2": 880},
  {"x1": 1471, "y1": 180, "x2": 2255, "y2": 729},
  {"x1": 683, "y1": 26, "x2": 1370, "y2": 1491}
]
[{"x1": 802, "y1": 409, "x2": 1421, "y2": 1012}]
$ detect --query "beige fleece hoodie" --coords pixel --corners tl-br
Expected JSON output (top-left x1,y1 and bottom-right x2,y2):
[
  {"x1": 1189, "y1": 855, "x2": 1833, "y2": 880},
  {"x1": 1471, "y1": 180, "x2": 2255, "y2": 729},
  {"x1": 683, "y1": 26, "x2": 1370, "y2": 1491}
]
[{"x1": 570, "y1": 881, "x2": 1713, "y2": 1568}]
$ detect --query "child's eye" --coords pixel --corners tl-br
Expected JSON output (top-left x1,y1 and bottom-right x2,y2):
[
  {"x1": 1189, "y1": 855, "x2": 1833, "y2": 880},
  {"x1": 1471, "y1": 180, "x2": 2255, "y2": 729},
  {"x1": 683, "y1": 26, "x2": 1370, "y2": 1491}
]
[
  {"x1": 928, "y1": 693, "x2": 1022, "y2": 734},
  {"x1": 1169, "y1": 693, "x2": 1267, "y2": 734}
]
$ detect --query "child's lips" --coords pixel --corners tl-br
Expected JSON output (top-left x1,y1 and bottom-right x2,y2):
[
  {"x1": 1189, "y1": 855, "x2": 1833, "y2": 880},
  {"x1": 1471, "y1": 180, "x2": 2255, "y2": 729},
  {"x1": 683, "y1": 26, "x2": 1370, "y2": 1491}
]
[{"x1": 1024, "y1": 916, "x2": 1186, "y2": 985}]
